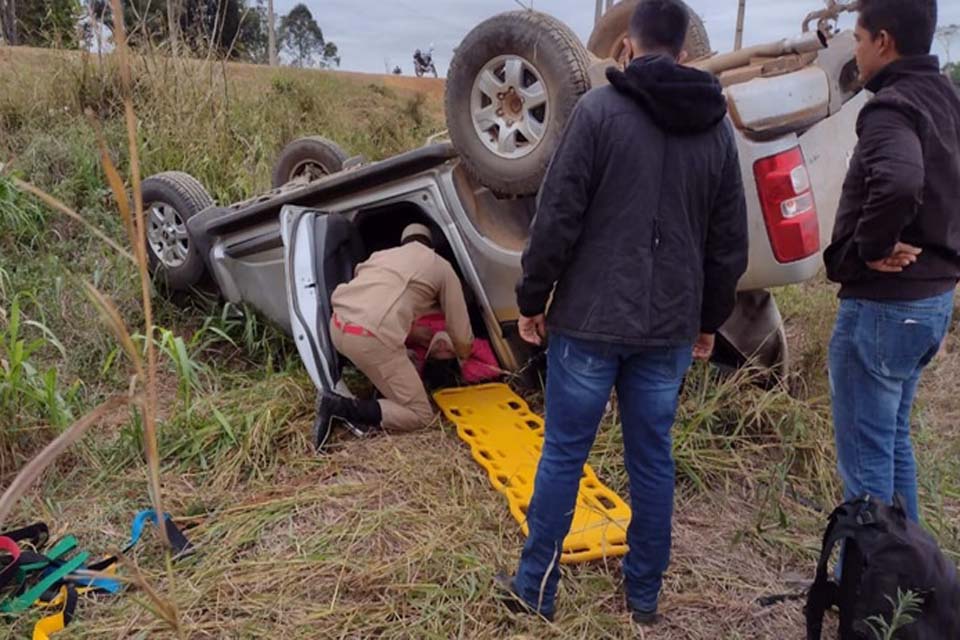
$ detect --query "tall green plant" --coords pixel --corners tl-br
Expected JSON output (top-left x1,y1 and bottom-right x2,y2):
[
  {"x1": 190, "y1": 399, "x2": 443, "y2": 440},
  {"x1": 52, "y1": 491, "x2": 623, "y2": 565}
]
[
  {"x1": 866, "y1": 589, "x2": 924, "y2": 640},
  {"x1": 0, "y1": 297, "x2": 77, "y2": 430},
  {"x1": 156, "y1": 327, "x2": 208, "y2": 408}
]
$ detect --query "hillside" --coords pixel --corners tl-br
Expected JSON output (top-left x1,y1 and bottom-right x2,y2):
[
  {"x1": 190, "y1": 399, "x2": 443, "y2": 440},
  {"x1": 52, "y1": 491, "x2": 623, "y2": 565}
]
[{"x1": 1, "y1": 44, "x2": 959, "y2": 639}]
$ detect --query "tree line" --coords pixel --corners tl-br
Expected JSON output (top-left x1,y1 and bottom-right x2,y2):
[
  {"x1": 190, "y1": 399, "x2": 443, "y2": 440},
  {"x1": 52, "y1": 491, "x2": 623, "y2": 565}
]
[
  {"x1": 938, "y1": 25, "x2": 959, "y2": 89},
  {"x1": 0, "y1": 0, "x2": 340, "y2": 68}
]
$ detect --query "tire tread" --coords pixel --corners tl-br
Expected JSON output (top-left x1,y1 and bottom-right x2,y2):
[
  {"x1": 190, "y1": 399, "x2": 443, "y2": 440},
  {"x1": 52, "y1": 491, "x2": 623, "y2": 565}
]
[
  {"x1": 445, "y1": 10, "x2": 592, "y2": 196},
  {"x1": 141, "y1": 171, "x2": 213, "y2": 291},
  {"x1": 271, "y1": 137, "x2": 348, "y2": 188}
]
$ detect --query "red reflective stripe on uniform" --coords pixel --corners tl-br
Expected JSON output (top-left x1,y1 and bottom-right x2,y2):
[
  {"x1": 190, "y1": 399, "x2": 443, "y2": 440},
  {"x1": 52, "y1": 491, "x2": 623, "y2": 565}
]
[{"x1": 332, "y1": 314, "x2": 375, "y2": 338}]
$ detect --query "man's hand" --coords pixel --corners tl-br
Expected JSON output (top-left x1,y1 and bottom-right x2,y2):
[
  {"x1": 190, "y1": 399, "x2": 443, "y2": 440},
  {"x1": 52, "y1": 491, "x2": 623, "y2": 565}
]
[
  {"x1": 519, "y1": 314, "x2": 547, "y2": 346},
  {"x1": 693, "y1": 333, "x2": 715, "y2": 361},
  {"x1": 867, "y1": 242, "x2": 922, "y2": 273}
]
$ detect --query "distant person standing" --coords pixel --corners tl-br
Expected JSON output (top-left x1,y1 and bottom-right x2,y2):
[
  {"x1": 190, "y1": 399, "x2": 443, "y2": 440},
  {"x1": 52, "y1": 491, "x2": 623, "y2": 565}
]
[
  {"x1": 824, "y1": 0, "x2": 960, "y2": 523},
  {"x1": 495, "y1": 0, "x2": 748, "y2": 625}
]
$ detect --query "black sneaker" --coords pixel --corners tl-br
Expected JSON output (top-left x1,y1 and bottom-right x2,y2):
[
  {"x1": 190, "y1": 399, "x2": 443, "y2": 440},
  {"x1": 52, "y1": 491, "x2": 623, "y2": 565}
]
[
  {"x1": 339, "y1": 417, "x2": 380, "y2": 438},
  {"x1": 493, "y1": 572, "x2": 554, "y2": 622},
  {"x1": 313, "y1": 392, "x2": 383, "y2": 448},
  {"x1": 325, "y1": 392, "x2": 383, "y2": 436},
  {"x1": 312, "y1": 394, "x2": 335, "y2": 452}
]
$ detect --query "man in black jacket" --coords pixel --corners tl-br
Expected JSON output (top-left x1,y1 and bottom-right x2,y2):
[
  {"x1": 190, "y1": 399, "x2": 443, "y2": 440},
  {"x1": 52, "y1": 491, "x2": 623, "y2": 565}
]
[
  {"x1": 824, "y1": 0, "x2": 960, "y2": 524},
  {"x1": 495, "y1": 0, "x2": 748, "y2": 625}
]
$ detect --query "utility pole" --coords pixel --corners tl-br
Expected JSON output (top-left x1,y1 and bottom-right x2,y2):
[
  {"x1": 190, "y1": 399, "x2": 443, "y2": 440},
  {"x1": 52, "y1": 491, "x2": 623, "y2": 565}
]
[
  {"x1": 936, "y1": 25, "x2": 958, "y2": 65},
  {"x1": 735, "y1": 0, "x2": 746, "y2": 51},
  {"x1": 0, "y1": 0, "x2": 18, "y2": 46},
  {"x1": 594, "y1": 0, "x2": 615, "y2": 26},
  {"x1": 87, "y1": 0, "x2": 103, "y2": 59},
  {"x1": 167, "y1": 0, "x2": 181, "y2": 56},
  {"x1": 267, "y1": 0, "x2": 277, "y2": 66}
]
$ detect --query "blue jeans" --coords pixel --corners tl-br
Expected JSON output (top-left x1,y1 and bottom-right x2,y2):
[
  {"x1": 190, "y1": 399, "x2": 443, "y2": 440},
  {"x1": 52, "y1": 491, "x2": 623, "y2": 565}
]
[
  {"x1": 829, "y1": 291, "x2": 954, "y2": 523},
  {"x1": 512, "y1": 333, "x2": 693, "y2": 617}
]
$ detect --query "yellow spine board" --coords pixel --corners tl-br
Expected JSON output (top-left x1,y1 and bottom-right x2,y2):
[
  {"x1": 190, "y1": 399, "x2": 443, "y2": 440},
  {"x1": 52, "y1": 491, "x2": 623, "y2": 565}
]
[{"x1": 434, "y1": 383, "x2": 630, "y2": 564}]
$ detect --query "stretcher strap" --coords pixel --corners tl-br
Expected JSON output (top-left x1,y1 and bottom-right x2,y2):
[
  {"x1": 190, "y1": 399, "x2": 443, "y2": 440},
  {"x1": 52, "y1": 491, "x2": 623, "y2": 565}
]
[
  {"x1": 1, "y1": 537, "x2": 80, "y2": 609},
  {"x1": 62, "y1": 563, "x2": 122, "y2": 595},
  {"x1": 2, "y1": 510, "x2": 192, "y2": 627},
  {"x1": 18, "y1": 536, "x2": 78, "y2": 575},
  {"x1": 31, "y1": 585, "x2": 77, "y2": 640},
  {"x1": 0, "y1": 537, "x2": 22, "y2": 591},
  {"x1": 1, "y1": 524, "x2": 49, "y2": 550},
  {"x1": 0, "y1": 523, "x2": 48, "y2": 592},
  {"x1": 0, "y1": 550, "x2": 89, "y2": 614},
  {"x1": 124, "y1": 510, "x2": 193, "y2": 557},
  {"x1": 34, "y1": 564, "x2": 118, "y2": 608}
]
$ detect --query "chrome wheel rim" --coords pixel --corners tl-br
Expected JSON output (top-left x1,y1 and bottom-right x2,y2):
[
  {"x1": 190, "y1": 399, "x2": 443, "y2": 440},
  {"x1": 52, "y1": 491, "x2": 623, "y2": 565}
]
[
  {"x1": 146, "y1": 202, "x2": 189, "y2": 268},
  {"x1": 289, "y1": 159, "x2": 331, "y2": 183},
  {"x1": 471, "y1": 54, "x2": 549, "y2": 160}
]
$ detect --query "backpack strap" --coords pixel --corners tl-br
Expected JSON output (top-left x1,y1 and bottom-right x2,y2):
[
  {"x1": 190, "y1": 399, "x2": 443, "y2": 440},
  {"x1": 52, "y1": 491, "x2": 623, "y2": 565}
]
[{"x1": 806, "y1": 502, "x2": 864, "y2": 640}]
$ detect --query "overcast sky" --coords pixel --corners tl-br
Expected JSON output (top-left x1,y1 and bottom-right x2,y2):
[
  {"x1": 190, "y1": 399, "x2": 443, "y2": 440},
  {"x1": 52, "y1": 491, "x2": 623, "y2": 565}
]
[{"x1": 273, "y1": 0, "x2": 960, "y2": 75}]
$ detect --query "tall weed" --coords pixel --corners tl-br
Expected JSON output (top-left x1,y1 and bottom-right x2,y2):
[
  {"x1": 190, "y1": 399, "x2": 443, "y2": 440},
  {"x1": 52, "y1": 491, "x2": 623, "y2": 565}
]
[{"x1": 0, "y1": 296, "x2": 78, "y2": 432}]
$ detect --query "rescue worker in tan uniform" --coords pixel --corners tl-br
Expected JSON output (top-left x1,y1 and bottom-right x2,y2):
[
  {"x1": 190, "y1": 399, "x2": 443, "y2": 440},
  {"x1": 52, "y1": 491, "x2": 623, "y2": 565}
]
[{"x1": 313, "y1": 223, "x2": 474, "y2": 449}]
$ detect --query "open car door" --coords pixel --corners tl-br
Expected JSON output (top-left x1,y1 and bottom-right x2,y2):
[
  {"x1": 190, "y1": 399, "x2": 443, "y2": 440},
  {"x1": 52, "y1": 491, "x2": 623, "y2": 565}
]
[{"x1": 280, "y1": 206, "x2": 366, "y2": 394}]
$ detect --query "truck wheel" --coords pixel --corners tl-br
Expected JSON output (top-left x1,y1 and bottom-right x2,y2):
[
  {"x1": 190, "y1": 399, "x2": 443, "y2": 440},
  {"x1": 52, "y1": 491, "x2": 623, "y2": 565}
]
[
  {"x1": 271, "y1": 136, "x2": 348, "y2": 189},
  {"x1": 714, "y1": 290, "x2": 790, "y2": 383},
  {"x1": 142, "y1": 171, "x2": 214, "y2": 292},
  {"x1": 445, "y1": 10, "x2": 591, "y2": 197},
  {"x1": 587, "y1": 0, "x2": 712, "y2": 66}
]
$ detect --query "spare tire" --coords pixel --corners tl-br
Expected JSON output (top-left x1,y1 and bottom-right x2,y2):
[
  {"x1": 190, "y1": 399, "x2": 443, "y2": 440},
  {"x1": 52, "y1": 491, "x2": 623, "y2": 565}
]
[
  {"x1": 587, "y1": 0, "x2": 712, "y2": 66},
  {"x1": 445, "y1": 11, "x2": 591, "y2": 197},
  {"x1": 142, "y1": 171, "x2": 214, "y2": 291},
  {"x1": 271, "y1": 136, "x2": 348, "y2": 188}
]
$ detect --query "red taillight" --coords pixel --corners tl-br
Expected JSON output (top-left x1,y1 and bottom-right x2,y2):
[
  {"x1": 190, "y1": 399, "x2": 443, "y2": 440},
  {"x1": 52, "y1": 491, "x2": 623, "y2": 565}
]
[{"x1": 753, "y1": 147, "x2": 820, "y2": 263}]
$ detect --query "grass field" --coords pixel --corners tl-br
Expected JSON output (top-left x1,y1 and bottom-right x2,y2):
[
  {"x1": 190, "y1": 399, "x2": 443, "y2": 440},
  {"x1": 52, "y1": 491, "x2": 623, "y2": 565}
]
[{"x1": 1, "y1": 45, "x2": 959, "y2": 639}]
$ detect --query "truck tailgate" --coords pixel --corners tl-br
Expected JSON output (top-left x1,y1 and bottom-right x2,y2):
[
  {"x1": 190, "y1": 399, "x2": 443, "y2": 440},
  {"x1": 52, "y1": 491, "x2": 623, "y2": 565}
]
[{"x1": 799, "y1": 91, "x2": 868, "y2": 249}]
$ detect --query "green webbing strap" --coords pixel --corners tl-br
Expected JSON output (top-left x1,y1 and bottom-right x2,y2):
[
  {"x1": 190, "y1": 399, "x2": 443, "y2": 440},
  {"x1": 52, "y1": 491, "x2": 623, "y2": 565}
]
[
  {"x1": 17, "y1": 536, "x2": 78, "y2": 575},
  {"x1": 1, "y1": 512, "x2": 194, "y2": 620},
  {"x1": 1, "y1": 536, "x2": 79, "y2": 610},
  {"x1": 1, "y1": 551, "x2": 89, "y2": 615}
]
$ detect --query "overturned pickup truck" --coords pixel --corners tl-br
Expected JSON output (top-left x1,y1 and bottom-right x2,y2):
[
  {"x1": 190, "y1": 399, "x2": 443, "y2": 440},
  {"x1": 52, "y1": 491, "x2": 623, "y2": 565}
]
[{"x1": 142, "y1": 0, "x2": 865, "y2": 395}]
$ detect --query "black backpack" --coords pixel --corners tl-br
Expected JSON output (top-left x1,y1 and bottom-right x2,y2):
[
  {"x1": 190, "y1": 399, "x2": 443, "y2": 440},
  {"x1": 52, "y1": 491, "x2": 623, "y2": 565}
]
[{"x1": 806, "y1": 496, "x2": 960, "y2": 639}]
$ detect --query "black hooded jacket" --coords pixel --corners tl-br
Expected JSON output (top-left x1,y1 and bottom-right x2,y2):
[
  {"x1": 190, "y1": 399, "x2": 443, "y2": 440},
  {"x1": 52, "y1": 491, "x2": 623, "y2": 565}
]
[{"x1": 516, "y1": 55, "x2": 748, "y2": 346}]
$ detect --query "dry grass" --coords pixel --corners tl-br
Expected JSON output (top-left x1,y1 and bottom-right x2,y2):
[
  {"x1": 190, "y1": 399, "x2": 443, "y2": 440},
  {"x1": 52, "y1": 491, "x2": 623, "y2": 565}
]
[
  {"x1": 4, "y1": 285, "x2": 957, "y2": 639},
  {"x1": 0, "y1": 413, "x2": 830, "y2": 639},
  {"x1": 2, "y1": 361, "x2": 853, "y2": 638}
]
